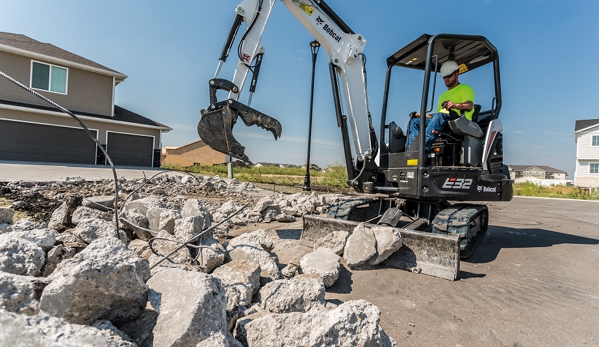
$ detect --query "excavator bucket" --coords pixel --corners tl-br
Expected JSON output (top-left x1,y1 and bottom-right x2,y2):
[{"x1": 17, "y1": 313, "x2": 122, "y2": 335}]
[
  {"x1": 302, "y1": 215, "x2": 460, "y2": 280},
  {"x1": 198, "y1": 99, "x2": 282, "y2": 164}
]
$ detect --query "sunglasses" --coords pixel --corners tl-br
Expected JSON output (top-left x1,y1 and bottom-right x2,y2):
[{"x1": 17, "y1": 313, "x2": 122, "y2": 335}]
[{"x1": 442, "y1": 72, "x2": 455, "y2": 79}]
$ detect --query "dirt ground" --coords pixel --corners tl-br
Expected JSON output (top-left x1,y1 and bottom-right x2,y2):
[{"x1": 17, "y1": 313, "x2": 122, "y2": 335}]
[{"x1": 257, "y1": 196, "x2": 599, "y2": 347}]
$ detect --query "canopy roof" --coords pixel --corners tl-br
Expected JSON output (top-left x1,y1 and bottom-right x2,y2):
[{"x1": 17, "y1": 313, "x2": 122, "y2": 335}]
[{"x1": 386, "y1": 34, "x2": 497, "y2": 74}]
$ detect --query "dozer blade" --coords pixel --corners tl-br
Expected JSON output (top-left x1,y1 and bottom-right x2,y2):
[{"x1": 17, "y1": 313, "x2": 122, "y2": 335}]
[
  {"x1": 198, "y1": 99, "x2": 282, "y2": 164},
  {"x1": 302, "y1": 215, "x2": 460, "y2": 281}
]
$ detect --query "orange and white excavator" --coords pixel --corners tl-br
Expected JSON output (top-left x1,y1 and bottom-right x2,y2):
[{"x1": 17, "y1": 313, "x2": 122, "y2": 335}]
[{"x1": 198, "y1": 0, "x2": 513, "y2": 280}]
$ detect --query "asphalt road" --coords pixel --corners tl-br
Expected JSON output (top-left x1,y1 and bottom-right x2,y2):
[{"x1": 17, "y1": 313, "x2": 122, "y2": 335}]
[{"x1": 321, "y1": 197, "x2": 599, "y2": 347}]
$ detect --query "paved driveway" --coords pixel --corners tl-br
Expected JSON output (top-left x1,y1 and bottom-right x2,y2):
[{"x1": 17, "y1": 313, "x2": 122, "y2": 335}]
[{"x1": 0, "y1": 161, "x2": 169, "y2": 182}]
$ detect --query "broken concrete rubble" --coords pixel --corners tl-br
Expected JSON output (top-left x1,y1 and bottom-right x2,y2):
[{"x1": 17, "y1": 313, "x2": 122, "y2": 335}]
[
  {"x1": 71, "y1": 218, "x2": 128, "y2": 244},
  {"x1": 0, "y1": 272, "x2": 49, "y2": 315},
  {"x1": 47, "y1": 195, "x2": 82, "y2": 231},
  {"x1": 146, "y1": 267, "x2": 238, "y2": 347},
  {"x1": 0, "y1": 309, "x2": 137, "y2": 347},
  {"x1": 299, "y1": 247, "x2": 341, "y2": 288},
  {"x1": 71, "y1": 205, "x2": 112, "y2": 225},
  {"x1": 42, "y1": 245, "x2": 75, "y2": 277},
  {"x1": 243, "y1": 299, "x2": 397, "y2": 347},
  {"x1": 226, "y1": 230, "x2": 281, "y2": 284},
  {"x1": 343, "y1": 222, "x2": 377, "y2": 268},
  {"x1": 369, "y1": 225, "x2": 403, "y2": 266},
  {"x1": 0, "y1": 174, "x2": 405, "y2": 346},
  {"x1": 256, "y1": 277, "x2": 326, "y2": 313},
  {"x1": 0, "y1": 235, "x2": 46, "y2": 276},
  {"x1": 313, "y1": 230, "x2": 349, "y2": 255},
  {"x1": 82, "y1": 195, "x2": 115, "y2": 211},
  {"x1": 40, "y1": 237, "x2": 150, "y2": 325}
]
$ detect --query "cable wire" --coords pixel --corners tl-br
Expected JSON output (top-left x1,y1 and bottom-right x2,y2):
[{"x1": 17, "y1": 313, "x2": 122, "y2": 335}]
[{"x1": 0, "y1": 69, "x2": 120, "y2": 237}]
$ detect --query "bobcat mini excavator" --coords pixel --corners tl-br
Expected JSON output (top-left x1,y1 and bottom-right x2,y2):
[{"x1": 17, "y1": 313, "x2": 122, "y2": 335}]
[{"x1": 198, "y1": 0, "x2": 513, "y2": 280}]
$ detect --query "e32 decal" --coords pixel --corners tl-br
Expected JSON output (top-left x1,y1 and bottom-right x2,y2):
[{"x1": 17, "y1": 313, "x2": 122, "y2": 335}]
[{"x1": 442, "y1": 178, "x2": 473, "y2": 190}]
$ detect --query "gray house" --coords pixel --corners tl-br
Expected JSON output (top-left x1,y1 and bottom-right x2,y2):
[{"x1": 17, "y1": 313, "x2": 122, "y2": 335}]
[
  {"x1": 0, "y1": 32, "x2": 171, "y2": 167},
  {"x1": 574, "y1": 119, "x2": 599, "y2": 187}
]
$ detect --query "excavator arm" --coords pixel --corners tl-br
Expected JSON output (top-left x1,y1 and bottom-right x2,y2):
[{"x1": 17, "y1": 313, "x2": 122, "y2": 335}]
[{"x1": 198, "y1": 0, "x2": 378, "y2": 171}]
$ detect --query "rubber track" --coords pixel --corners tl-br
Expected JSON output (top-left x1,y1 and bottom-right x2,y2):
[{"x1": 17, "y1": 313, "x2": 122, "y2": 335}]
[{"x1": 433, "y1": 204, "x2": 488, "y2": 258}]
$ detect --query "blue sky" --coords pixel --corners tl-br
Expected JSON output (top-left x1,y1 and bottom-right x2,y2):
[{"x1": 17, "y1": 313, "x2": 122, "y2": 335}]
[{"x1": 1, "y1": 0, "x2": 598, "y2": 178}]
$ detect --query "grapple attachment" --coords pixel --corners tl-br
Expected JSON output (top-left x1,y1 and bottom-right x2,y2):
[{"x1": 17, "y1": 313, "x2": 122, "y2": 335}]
[{"x1": 198, "y1": 99, "x2": 282, "y2": 164}]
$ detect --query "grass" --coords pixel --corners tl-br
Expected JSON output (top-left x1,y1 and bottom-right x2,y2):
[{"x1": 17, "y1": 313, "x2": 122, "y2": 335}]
[
  {"x1": 162, "y1": 163, "x2": 349, "y2": 188},
  {"x1": 162, "y1": 163, "x2": 599, "y2": 200},
  {"x1": 513, "y1": 182, "x2": 599, "y2": 200}
]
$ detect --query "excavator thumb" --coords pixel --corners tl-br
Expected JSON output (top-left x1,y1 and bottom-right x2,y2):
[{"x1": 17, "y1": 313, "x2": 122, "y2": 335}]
[{"x1": 198, "y1": 99, "x2": 282, "y2": 164}]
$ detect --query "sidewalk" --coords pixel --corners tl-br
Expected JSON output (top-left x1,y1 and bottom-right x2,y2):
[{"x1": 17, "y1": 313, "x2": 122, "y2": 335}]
[{"x1": 0, "y1": 161, "x2": 169, "y2": 182}]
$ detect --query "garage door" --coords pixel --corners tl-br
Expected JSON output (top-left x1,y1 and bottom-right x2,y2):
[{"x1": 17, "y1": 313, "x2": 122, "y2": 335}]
[
  {"x1": 106, "y1": 132, "x2": 153, "y2": 167},
  {"x1": 0, "y1": 120, "x2": 97, "y2": 164}
]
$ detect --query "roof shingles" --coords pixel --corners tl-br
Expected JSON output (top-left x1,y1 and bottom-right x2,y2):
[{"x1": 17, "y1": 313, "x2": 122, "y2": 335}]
[
  {"x1": 0, "y1": 32, "x2": 123, "y2": 76},
  {"x1": 575, "y1": 119, "x2": 599, "y2": 132}
]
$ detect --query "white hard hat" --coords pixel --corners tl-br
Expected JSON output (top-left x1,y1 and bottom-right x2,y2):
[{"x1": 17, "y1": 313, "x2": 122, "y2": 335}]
[{"x1": 440, "y1": 60, "x2": 459, "y2": 77}]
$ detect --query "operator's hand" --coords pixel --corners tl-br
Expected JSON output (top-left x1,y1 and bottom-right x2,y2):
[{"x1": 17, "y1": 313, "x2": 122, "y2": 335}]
[{"x1": 442, "y1": 100, "x2": 456, "y2": 110}]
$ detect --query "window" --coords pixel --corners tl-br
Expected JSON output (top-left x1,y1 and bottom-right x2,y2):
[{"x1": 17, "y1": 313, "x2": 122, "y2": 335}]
[
  {"x1": 591, "y1": 163, "x2": 599, "y2": 174},
  {"x1": 31, "y1": 61, "x2": 67, "y2": 94},
  {"x1": 592, "y1": 135, "x2": 599, "y2": 147}
]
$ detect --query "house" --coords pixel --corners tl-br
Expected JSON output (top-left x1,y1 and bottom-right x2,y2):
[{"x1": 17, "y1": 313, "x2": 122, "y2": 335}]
[
  {"x1": 161, "y1": 140, "x2": 227, "y2": 167},
  {"x1": 574, "y1": 119, "x2": 599, "y2": 187},
  {"x1": 0, "y1": 32, "x2": 171, "y2": 167},
  {"x1": 508, "y1": 165, "x2": 568, "y2": 180}
]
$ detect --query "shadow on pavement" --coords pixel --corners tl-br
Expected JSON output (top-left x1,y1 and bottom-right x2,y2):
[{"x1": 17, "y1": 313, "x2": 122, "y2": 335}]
[
  {"x1": 327, "y1": 264, "x2": 353, "y2": 294},
  {"x1": 466, "y1": 225, "x2": 599, "y2": 264}
]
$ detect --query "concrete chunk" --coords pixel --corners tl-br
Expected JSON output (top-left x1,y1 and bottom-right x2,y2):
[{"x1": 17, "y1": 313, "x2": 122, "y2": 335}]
[
  {"x1": 343, "y1": 223, "x2": 377, "y2": 268},
  {"x1": 0, "y1": 236, "x2": 45, "y2": 276},
  {"x1": 369, "y1": 225, "x2": 403, "y2": 265},
  {"x1": 0, "y1": 272, "x2": 50, "y2": 315},
  {"x1": 313, "y1": 230, "x2": 349, "y2": 256},
  {"x1": 147, "y1": 268, "x2": 229, "y2": 347},
  {"x1": 257, "y1": 277, "x2": 326, "y2": 313},
  {"x1": 40, "y1": 237, "x2": 150, "y2": 325},
  {"x1": 244, "y1": 299, "x2": 397, "y2": 347},
  {"x1": 299, "y1": 247, "x2": 341, "y2": 287}
]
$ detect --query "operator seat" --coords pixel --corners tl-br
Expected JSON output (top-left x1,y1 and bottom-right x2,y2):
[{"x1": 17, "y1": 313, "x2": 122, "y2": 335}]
[
  {"x1": 387, "y1": 121, "x2": 406, "y2": 153},
  {"x1": 446, "y1": 104, "x2": 484, "y2": 167}
]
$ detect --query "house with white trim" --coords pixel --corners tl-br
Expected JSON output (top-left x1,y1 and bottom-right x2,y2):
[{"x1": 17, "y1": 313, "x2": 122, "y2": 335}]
[
  {"x1": 574, "y1": 119, "x2": 599, "y2": 187},
  {"x1": 0, "y1": 32, "x2": 171, "y2": 167}
]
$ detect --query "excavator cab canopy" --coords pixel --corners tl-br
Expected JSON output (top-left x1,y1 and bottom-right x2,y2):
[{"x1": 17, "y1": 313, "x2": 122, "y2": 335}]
[{"x1": 387, "y1": 33, "x2": 497, "y2": 73}]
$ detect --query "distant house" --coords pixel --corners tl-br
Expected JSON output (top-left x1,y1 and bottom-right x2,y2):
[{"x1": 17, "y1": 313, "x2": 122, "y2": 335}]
[
  {"x1": 0, "y1": 32, "x2": 171, "y2": 167},
  {"x1": 508, "y1": 165, "x2": 568, "y2": 180},
  {"x1": 161, "y1": 140, "x2": 226, "y2": 167},
  {"x1": 574, "y1": 119, "x2": 599, "y2": 187}
]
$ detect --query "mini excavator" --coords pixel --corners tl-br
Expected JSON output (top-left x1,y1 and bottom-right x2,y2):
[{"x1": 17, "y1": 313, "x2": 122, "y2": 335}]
[{"x1": 198, "y1": 0, "x2": 513, "y2": 280}]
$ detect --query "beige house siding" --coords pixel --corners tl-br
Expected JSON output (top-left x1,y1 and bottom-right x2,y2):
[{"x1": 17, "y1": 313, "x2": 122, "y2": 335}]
[
  {"x1": 162, "y1": 140, "x2": 226, "y2": 167},
  {"x1": 575, "y1": 176, "x2": 599, "y2": 188},
  {"x1": 576, "y1": 128, "x2": 599, "y2": 160},
  {"x1": 0, "y1": 50, "x2": 113, "y2": 116},
  {"x1": 0, "y1": 107, "x2": 162, "y2": 148}
]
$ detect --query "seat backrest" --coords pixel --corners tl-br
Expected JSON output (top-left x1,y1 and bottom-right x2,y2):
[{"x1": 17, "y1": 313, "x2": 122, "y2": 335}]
[
  {"x1": 471, "y1": 104, "x2": 481, "y2": 122},
  {"x1": 388, "y1": 121, "x2": 405, "y2": 153}
]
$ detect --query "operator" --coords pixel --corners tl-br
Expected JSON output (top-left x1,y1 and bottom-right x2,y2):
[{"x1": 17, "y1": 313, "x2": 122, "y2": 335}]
[{"x1": 406, "y1": 60, "x2": 475, "y2": 152}]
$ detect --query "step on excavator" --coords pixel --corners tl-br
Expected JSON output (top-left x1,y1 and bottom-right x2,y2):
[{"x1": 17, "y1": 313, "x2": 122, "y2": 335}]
[{"x1": 198, "y1": 0, "x2": 513, "y2": 280}]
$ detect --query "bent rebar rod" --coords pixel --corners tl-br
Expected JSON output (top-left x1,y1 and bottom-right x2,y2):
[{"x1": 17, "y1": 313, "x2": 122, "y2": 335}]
[{"x1": 148, "y1": 202, "x2": 248, "y2": 270}]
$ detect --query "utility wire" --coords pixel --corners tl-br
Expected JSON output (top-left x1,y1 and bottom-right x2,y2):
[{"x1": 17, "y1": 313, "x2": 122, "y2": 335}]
[{"x1": 0, "y1": 69, "x2": 120, "y2": 237}]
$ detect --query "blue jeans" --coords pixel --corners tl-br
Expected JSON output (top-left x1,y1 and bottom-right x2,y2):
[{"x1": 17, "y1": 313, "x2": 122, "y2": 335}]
[{"x1": 406, "y1": 112, "x2": 450, "y2": 152}]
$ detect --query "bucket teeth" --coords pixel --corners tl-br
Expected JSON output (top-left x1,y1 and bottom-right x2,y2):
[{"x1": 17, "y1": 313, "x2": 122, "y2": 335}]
[{"x1": 198, "y1": 100, "x2": 282, "y2": 164}]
